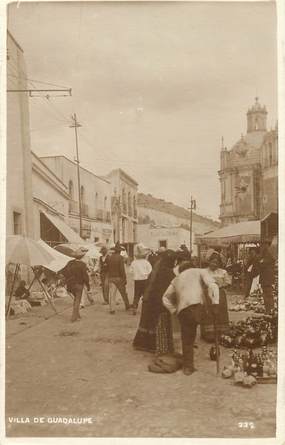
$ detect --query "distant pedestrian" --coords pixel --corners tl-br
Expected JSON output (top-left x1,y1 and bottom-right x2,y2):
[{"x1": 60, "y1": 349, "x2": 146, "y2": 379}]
[
  {"x1": 130, "y1": 245, "x2": 152, "y2": 315},
  {"x1": 106, "y1": 244, "x2": 131, "y2": 314},
  {"x1": 147, "y1": 251, "x2": 157, "y2": 267},
  {"x1": 244, "y1": 247, "x2": 260, "y2": 298},
  {"x1": 60, "y1": 252, "x2": 91, "y2": 322},
  {"x1": 259, "y1": 241, "x2": 275, "y2": 314},
  {"x1": 98, "y1": 246, "x2": 110, "y2": 305}
]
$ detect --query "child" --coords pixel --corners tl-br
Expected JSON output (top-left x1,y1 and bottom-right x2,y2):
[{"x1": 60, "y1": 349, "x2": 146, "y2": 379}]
[{"x1": 130, "y1": 244, "x2": 152, "y2": 315}]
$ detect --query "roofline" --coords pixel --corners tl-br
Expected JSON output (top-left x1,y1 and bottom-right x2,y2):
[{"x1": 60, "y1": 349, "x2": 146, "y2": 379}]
[
  {"x1": 31, "y1": 151, "x2": 69, "y2": 189},
  {"x1": 40, "y1": 155, "x2": 111, "y2": 184},
  {"x1": 108, "y1": 168, "x2": 138, "y2": 186},
  {"x1": 7, "y1": 30, "x2": 24, "y2": 52}
]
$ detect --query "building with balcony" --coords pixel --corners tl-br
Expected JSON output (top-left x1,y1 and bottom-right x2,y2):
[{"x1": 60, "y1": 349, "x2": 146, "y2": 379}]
[
  {"x1": 106, "y1": 169, "x2": 138, "y2": 256},
  {"x1": 219, "y1": 98, "x2": 278, "y2": 226},
  {"x1": 40, "y1": 156, "x2": 113, "y2": 244}
]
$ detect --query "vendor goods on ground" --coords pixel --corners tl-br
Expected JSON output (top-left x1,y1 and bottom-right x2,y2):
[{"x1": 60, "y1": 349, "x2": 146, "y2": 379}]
[
  {"x1": 221, "y1": 346, "x2": 277, "y2": 387},
  {"x1": 220, "y1": 311, "x2": 277, "y2": 348},
  {"x1": 10, "y1": 299, "x2": 32, "y2": 315}
]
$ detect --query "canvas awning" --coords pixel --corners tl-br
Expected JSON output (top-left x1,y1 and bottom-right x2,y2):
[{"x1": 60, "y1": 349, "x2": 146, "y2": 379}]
[
  {"x1": 196, "y1": 220, "x2": 260, "y2": 246},
  {"x1": 41, "y1": 211, "x2": 83, "y2": 244},
  {"x1": 38, "y1": 239, "x2": 71, "y2": 272}
]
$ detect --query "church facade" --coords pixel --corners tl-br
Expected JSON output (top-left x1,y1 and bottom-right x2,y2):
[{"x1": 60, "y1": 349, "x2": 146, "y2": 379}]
[{"x1": 219, "y1": 98, "x2": 278, "y2": 226}]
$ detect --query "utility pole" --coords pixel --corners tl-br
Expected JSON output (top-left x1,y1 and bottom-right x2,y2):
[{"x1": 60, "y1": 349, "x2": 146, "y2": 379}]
[
  {"x1": 189, "y1": 196, "x2": 196, "y2": 254},
  {"x1": 70, "y1": 113, "x2": 83, "y2": 238}
]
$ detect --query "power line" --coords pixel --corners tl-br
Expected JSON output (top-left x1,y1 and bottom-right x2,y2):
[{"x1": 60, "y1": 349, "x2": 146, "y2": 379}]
[
  {"x1": 30, "y1": 122, "x2": 67, "y2": 133},
  {"x1": 7, "y1": 55, "x2": 71, "y2": 90}
]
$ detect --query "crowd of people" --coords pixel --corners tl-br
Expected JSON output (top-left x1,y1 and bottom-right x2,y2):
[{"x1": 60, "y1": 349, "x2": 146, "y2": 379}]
[{"x1": 13, "y1": 239, "x2": 276, "y2": 376}]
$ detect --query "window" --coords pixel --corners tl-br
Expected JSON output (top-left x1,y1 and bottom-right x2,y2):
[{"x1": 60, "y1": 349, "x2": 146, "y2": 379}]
[
  {"x1": 269, "y1": 143, "x2": 273, "y2": 166},
  {"x1": 104, "y1": 196, "x2": 107, "y2": 209},
  {"x1": 68, "y1": 180, "x2": 74, "y2": 199},
  {"x1": 13, "y1": 211, "x2": 22, "y2": 234},
  {"x1": 94, "y1": 237, "x2": 99, "y2": 242},
  {"x1": 128, "y1": 192, "x2": 132, "y2": 216},
  {"x1": 122, "y1": 188, "x2": 127, "y2": 213},
  {"x1": 159, "y1": 240, "x2": 167, "y2": 248},
  {"x1": 80, "y1": 185, "x2": 85, "y2": 205},
  {"x1": 95, "y1": 192, "x2": 98, "y2": 208}
]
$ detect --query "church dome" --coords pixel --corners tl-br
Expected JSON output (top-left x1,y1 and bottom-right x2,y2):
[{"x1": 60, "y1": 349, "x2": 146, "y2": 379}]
[{"x1": 247, "y1": 97, "x2": 267, "y2": 114}]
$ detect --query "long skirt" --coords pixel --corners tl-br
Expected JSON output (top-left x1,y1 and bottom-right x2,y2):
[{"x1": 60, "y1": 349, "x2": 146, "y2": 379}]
[
  {"x1": 155, "y1": 311, "x2": 174, "y2": 356},
  {"x1": 133, "y1": 302, "x2": 174, "y2": 354},
  {"x1": 133, "y1": 299, "x2": 156, "y2": 352},
  {"x1": 200, "y1": 289, "x2": 229, "y2": 343}
]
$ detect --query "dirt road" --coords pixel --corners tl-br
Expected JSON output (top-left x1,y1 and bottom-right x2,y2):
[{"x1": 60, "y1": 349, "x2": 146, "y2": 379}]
[{"x1": 6, "y1": 282, "x2": 276, "y2": 438}]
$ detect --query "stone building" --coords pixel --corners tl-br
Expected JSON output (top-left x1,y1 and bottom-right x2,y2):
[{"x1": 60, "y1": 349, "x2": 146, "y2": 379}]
[
  {"x1": 41, "y1": 156, "x2": 113, "y2": 244},
  {"x1": 137, "y1": 193, "x2": 220, "y2": 236},
  {"x1": 106, "y1": 169, "x2": 138, "y2": 255},
  {"x1": 137, "y1": 224, "x2": 197, "y2": 255},
  {"x1": 219, "y1": 98, "x2": 278, "y2": 226},
  {"x1": 31, "y1": 152, "x2": 83, "y2": 246},
  {"x1": 6, "y1": 31, "x2": 34, "y2": 238}
]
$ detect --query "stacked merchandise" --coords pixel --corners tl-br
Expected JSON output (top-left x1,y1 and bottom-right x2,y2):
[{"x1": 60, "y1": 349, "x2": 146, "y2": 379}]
[
  {"x1": 220, "y1": 311, "x2": 278, "y2": 348},
  {"x1": 221, "y1": 347, "x2": 277, "y2": 386},
  {"x1": 229, "y1": 287, "x2": 278, "y2": 314},
  {"x1": 228, "y1": 289, "x2": 264, "y2": 313},
  {"x1": 223, "y1": 259, "x2": 278, "y2": 348}
]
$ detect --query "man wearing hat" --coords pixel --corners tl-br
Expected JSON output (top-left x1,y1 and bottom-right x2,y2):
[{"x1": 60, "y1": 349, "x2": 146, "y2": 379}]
[
  {"x1": 61, "y1": 251, "x2": 91, "y2": 322},
  {"x1": 106, "y1": 243, "x2": 131, "y2": 313},
  {"x1": 98, "y1": 246, "x2": 110, "y2": 305}
]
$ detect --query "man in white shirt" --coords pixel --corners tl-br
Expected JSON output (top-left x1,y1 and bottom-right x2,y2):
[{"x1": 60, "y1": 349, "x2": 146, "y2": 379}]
[
  {"x1": 129, "y1": 257, "x2": 152, "y2": 314},
  {"x1": 162, "y1": 267, "x2": 219, "y2": 375}
]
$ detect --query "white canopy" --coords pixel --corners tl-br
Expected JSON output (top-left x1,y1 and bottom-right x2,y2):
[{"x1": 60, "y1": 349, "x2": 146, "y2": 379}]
[
  {"x1": 196, "y1": 220, "x2": 260, "y2": 246},
  {"x1": 38, "y1": 239, "x2": 71, "y2": 272}
]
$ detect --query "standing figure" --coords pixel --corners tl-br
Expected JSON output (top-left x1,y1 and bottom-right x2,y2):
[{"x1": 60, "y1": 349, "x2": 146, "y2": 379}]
[
  {"x1": 106, "y1": 244, "x2": 130, "y2": 314},
  {"x1": 244, "y1": 247, "x2": 260, "y2": 298},
  {"x1": 200, "y1": 251, "x2": 231, "y2": 342},
  {"x1": 99, "y1": 246, "x2": 110, "y2": 305},
  {"x1": 162, "y1": 266, "x2": 219, "y2": 375},
  {"x1": 60, "y1": 252, "x2": 90, "y2": 322},
  {"x1": 148, "y1": 250, "x2": 158, "y2": 268},
  {"x1": 259, "y1": 241, "x2": 275, "y2": 314},
  {"x1": 130, "y1": 247, "x2": 152, "y2": 315},
  {"x1": 133, "y1": 249, "x2": 176, "y2": 355}
]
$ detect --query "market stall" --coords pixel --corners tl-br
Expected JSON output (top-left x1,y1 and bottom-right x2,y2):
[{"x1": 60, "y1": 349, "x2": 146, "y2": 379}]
[
  {"x1": 6, "y1": 235, "x2": 56, "y2": 318},
  {"x1": 6, "y1": 236, "x2": 75, "y2": 318},
  {"x1": 196, "y1": 220, "x2": 260, "y2": 252}
]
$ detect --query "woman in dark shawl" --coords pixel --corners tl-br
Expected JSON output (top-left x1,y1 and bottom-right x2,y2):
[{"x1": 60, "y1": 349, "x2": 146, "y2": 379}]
[{"x1": 133, "y1": 249, "x2": 177, "y2": 355}]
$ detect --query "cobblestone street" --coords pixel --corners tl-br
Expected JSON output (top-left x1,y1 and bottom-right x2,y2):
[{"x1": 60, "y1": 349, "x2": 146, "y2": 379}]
[{"x1": 6, "y1": 279, "x2": 276, "y2": 438}]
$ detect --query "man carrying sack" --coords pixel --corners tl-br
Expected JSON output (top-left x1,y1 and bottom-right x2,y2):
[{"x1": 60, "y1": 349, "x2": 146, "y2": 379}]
[{"x1": 162, "y1": 267, "x2": 219, "y2": 375}]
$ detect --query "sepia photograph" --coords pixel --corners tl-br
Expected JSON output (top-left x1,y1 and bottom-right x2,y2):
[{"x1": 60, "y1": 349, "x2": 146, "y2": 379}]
[{"x1": 2, "y1": 0, "x2": 284, "y2": 441}]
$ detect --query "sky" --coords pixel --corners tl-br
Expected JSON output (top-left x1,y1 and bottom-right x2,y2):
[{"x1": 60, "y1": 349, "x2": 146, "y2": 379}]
[{"x1": 8, "y1": 1, "x2": 277, "y2": 219}]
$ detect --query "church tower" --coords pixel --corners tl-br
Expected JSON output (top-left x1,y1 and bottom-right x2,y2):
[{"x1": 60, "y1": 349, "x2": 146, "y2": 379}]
[{"x1": 247, "y1": 97, "x2": 267, "y2": 133}]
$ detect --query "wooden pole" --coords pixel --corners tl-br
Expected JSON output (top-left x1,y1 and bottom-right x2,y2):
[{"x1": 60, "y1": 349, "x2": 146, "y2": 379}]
[
  {"x1": 6, "y1": 263, "x2": 20, "y2": 319},
  {"x1": 32, "y1": 268, "x2": 57, "y2": 313},
  {"x1": 213, "y1": 313, "x2": 220, "y2": 375},
  {"x1": 70, "y1": 113, "x2": 83, "y2": 238}
]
